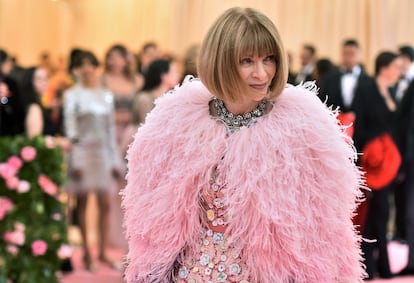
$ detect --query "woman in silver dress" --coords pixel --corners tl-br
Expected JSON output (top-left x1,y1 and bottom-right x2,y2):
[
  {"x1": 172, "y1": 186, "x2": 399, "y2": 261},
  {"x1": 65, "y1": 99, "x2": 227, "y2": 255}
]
[{"x1": 63, "y1": 50, "x2": 122, "y2": 270}]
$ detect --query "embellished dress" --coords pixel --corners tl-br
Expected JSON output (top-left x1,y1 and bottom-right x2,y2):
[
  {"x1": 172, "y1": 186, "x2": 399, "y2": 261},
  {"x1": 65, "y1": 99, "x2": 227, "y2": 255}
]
[{"x1": 176, "y1": 169, "x2": 250, "y2": 283}]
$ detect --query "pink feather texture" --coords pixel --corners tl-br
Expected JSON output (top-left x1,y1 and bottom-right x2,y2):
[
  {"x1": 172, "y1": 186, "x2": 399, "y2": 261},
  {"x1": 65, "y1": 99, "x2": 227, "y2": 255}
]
[{"x1": 122, "y1": 78, "x2": 365, "y2": 283}]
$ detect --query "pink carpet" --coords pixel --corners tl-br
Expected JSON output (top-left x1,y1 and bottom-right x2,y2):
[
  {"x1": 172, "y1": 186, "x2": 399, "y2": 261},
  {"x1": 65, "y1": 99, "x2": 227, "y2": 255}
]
[{"x1": 60, "y1": 242, "x2": 414, "y2": 282}]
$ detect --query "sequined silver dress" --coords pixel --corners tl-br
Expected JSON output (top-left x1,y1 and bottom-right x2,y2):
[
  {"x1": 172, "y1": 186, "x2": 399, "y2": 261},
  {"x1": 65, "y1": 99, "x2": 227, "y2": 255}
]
[{"x1": 63, "y1": 84, "x2": 121, "y2": 193}]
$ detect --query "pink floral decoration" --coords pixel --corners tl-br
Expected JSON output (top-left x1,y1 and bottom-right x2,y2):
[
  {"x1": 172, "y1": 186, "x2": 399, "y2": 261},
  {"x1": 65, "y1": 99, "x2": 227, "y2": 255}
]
[
  {"x1": 5, "y1": 176, "x2": 19, "y2": 190},
  {"x1": 38, "y1": 174, "x2": 58, "y2": 196},
  {"x1": 17, "y1": 180, "x2": 31, "y2": 193},
  {"x1": 31, "y1": 240, "x2": 48, "y2": 256},
  {"x1": 0, "y1": 197, "x2": 14, "y2": 220},
  {"x1": 0, "y1": 163, "x2": 16, "y2": 179},
  {"x1": 52, "y1": 213, "x2": 62, "y2": 221},
  {"x1": 20, "y1": 146, "x2": 37, "y2": 162},
  {"x1": 7, "y1": 156, "x2": 22, "y2": 172},
  {"x1": 45, "y1": 136, "x2": 55, "y2": 149},
  {"x1": 14, "y1": 222, "x2": 26, "y2": 232},
  {"x1": 6, "y1": 245, "x2": 19, "y2": 256},
  {"x1": 57, "y1": 244, "x2": 72, "y2": 259},
  {"x1": 3, "y1": 230, "x2": 25, "y2": 246}
]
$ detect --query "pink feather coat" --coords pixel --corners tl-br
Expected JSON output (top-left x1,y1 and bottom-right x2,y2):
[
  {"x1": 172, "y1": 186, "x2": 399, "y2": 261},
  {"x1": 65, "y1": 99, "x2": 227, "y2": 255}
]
[{"x1": 122, "y1": 78, "x2": 365, "y2": 283}]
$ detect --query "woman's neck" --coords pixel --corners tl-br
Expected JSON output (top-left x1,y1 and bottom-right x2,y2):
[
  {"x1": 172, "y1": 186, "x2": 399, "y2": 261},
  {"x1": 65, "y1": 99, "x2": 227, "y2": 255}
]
[
  {"x1": 221, "y1": 98, "x2": 263, "y2": 115},
  {"x1": 376, "y1": 75, "x2": 391, "y2": 90},
  {"x1": 83, "y1": 77, "x2": 99, "y2": 89}
]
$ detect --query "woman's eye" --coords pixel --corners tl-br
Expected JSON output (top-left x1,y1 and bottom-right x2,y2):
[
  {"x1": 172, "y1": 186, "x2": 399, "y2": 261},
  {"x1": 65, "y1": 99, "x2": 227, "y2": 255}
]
[
  {"x1": 264, "y1": 55, "x2": 275, "y2": 62},
  {"x1": 240, "y1": 58, "x2": 253, "y2": 64}
]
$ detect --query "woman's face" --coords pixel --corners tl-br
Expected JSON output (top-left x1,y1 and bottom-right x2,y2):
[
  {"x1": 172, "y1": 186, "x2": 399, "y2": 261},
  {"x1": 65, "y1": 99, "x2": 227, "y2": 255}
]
[
  {"x1": 33, "y1": 67, "x2": 48, "y2": 95},
  {"x1": 79, "y1": 59, "x2": 97, "y2": 83},
  {"x1": 162, "y1": 62, "x2": 180, "y2": 89},
  {"x1": 238, "y1": 54, "x2": 277, "y2": 101},
  {"x1": 106, "y1": 50, "x2": 127, "y2": 74},
  {"x1": 383, "y1": 58, "x2": 403, "y2": 85}
]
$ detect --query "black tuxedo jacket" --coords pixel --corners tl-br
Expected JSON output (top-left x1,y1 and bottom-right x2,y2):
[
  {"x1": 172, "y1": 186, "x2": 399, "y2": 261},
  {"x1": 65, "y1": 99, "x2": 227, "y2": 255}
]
[
  {"x1": 319, "y1": 69, "x2": 372, "y2": 113},
  {"x1": 395, "y1": 80, "x2": 414, "y2": 162}
]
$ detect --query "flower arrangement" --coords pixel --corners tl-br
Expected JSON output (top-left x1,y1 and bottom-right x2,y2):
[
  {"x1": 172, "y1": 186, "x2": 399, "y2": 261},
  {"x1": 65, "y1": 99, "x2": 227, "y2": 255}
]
[{"x1": 0, "y1": 135, "x2": 70, "y2": 283}]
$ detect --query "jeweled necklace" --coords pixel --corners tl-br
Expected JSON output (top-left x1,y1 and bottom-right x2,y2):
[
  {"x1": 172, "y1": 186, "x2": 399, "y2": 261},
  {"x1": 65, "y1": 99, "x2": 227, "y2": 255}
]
[{"x1": 212, "y1": 97, "x2": 268, "y2": 133}]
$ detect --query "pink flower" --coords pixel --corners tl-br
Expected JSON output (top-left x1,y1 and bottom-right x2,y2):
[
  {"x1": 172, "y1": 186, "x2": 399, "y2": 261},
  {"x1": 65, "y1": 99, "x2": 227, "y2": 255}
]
[
  {"x1": 38, "y1": 174, "x2": 58, "y2": 196},
  {"x1": 0, "y1": 163, "x2": 16, "y2": 179},
  {"x1": 57, "y1": 244, "x2": 72, "y2": 259},
  {"x1": 31, "y1": 240, "x2": 48, "y2": 256},
  {"x1": 7, "y1": 156, "x2": 22, "y2": 172},
  {"x1": 17, "y1": 180, "x2": 31, "y2": 193},
  {"x1": 3, "y1": 230, "x2": 25, "y2": 246},
  {"x1": 0, "y1": 197, "x2": 14, "y2": 220},
  {"x1": 6, "y1": 176, "x2": 19, "y2": 190},
  {"x1": 45, "y1": 136, "x2": 55, "y2": 149},
  {"x1": 14, "y1": 222, "x2": 25, "y2": 232},
  {"x1": 52, "y1": 213, "x2": 62, "y2": 221},
  {"x1": 6, "y1": 245, "x2": 19, "y2": 256},
  {"x1": 20, "y1": 146, "x2": 37, "y2": 162}
]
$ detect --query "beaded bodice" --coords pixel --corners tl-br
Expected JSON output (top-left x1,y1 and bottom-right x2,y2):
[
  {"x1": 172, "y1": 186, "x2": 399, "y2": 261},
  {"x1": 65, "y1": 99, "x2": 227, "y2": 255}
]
[{"x1": 175, "y1": 170, "x2": 250, "y2": 283}]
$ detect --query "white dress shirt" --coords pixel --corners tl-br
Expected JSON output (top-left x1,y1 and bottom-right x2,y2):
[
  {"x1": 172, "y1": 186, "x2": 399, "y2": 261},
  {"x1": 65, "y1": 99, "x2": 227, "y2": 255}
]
[
  {"x1": 396, "y1": 63, "x2": 414, "y2": 101},
  {"x1": 341, "y1": 65, "x2": 361, "y2": 108}
]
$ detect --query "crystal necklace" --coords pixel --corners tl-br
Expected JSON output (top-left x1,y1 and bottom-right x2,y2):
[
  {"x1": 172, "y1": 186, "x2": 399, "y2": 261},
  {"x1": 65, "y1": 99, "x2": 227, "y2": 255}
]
[{"x1": 212, "y1": 97, "x2": 268, "y2": 134}]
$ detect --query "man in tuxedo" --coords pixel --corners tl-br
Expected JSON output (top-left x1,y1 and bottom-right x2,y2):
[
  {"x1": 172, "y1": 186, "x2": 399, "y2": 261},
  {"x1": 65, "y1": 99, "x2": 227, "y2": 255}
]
[
  {"x1": 395, "y1": 73, "x2": 414, "y2": 276},
  {"x1": 319, "y1": 39, "x2": 371, "y2": 113},
  {"x1": 394, "y1": 45, "x2": 414, "y2": 242},
  {"x1": 294, "y1": 44, "x2": 316, "y2": 85}
]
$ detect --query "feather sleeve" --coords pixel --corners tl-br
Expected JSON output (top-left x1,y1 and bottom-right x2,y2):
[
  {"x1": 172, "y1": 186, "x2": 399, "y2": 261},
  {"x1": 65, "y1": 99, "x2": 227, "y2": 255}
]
[{"x1": 224, "y1": 83, "x2": 365, "y2": 282}]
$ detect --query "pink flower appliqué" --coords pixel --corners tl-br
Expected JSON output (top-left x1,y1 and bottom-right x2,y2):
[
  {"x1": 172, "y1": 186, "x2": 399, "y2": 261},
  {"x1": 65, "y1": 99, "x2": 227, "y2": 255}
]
[
  {"x1": 57, "y1": 244, "x2": 72, "y2": 259},
  {"x1": 0, "y1": 197, "x2": 14, "y2": 220},
  {"x1": 38, "y1": 174, "x2": 58, "y2": 196},
  {"x1": 20, "y1": 146, "x2": 37, "y2": 162},
  {"x1": 31, "y1": 240, "x2": 48, "y2": 256},
  {"x1": 3, "y1": 230, "x2": 25, "y2": 246}
]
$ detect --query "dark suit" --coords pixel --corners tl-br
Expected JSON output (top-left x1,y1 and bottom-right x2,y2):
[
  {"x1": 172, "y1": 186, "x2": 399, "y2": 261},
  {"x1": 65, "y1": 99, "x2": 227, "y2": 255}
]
[
  {"x1": 0, "y1": 77, "x2": 25, "y2": 137},
  {"x1": 395, "y1": 80, "x2": 414, "y2": 270},
  {"x1": 319, "y1": 68, "x2": 371, "y2": 113},
  {"x1": 353, "y1": 78, "x2": 398, "y2": 279}
]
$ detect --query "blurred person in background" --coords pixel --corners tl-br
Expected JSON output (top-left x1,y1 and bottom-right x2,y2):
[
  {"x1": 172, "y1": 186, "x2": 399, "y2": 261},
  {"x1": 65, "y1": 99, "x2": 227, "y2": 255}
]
[
  {"x1": 63, "y1": 50, "x2": 123, "y2": 271},
  {"x1": 102, "y1": 44, "x2": 142, "y2": 146},
  {"x1": 136, "y1": 42, "x2": 159, "y2": 76},
  {"x1": 0, "y1": 48, "x2": 25, "y2": 137},
  {"x1": 353, "y1": 51, "x2": 402, "y2": 280},
  {"x1": 313, "y1": 58, "x2": 337, "y2": 87},
  {"x1": 180, "y1": 44, "x2": 200, "y2": 81},
  {"x1": 132, "y1": 58, "x2": 180, "y2": 127},
  {"x1": 102, "y1": 44, "x2": 142, "y2": 250},
  {"x1": 393, "y1": 45, "x2": 414, "y2": 244},
  {"x1": 294, "y1": 44, "x2": 316, "y2": 84}
]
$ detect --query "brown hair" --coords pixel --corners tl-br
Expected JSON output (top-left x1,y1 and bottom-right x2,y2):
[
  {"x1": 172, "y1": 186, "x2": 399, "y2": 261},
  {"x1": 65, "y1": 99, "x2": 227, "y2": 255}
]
[{"x1": 197, "y1": 7, "x2": 288, "y2": 101}]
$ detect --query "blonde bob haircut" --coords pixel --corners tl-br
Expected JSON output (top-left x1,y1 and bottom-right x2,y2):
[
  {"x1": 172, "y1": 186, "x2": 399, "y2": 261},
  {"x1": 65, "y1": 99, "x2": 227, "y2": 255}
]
[{"x1": 197, "y1": 7, "x2": 288, "y2": 102}]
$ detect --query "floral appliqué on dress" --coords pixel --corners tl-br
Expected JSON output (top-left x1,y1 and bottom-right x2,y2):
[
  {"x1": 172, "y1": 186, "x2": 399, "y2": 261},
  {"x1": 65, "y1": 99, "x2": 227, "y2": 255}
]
[{"x1": 175, "y1": 170, "x2": 250, "y2": 283}]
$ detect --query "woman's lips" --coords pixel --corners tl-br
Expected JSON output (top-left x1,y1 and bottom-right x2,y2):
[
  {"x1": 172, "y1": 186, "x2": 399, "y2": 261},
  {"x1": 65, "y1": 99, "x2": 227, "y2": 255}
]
[{"x1": 249, "y1": 83, "x2": 267, "y2": 90}]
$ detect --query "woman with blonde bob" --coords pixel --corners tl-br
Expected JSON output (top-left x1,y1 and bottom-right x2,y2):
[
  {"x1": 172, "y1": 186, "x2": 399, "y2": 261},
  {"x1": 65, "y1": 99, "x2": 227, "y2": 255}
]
[{"x1": 122, "y1": 7, "x2": 365, "y2": 283}]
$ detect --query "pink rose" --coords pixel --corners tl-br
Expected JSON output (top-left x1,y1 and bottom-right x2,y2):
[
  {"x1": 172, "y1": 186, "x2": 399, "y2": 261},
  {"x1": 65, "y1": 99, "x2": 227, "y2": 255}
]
[
  {"x1": 0, "y1": 197, "x2": 14, "y2": 220},
  {"x1": 17, "y1": 180, "x2": 31, "y2": 193},
  {"x1": 57, "y1": 244, "x2": 72, "y2": 259},
  {"x1": 6, "y1": 176, "x2": 19, "y2": 190},
  {"x1": 14, "y1": 222, "x2": 25, "y2": 232},
  {"x1": 7, "y1": 156, "x2": 22, "y2": 172},
  {"x1": 31, "y1": 240, "x2": 48, "y2": 256},
  {"x1": 20, "y1": 146, "x2": 37, "y2": 162},
  {"x1": 3, "y1": 230, "x2": 25, "y2": 246},
  {"x1": 38, "y1": 174, "x2": 58, "y2": 196},
  {"x1": 0, "y1": 163, "x2": 16, "y2": 179},
  {"x1": 6, "y1": 245, "x2": 19, "y2": 256}
]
